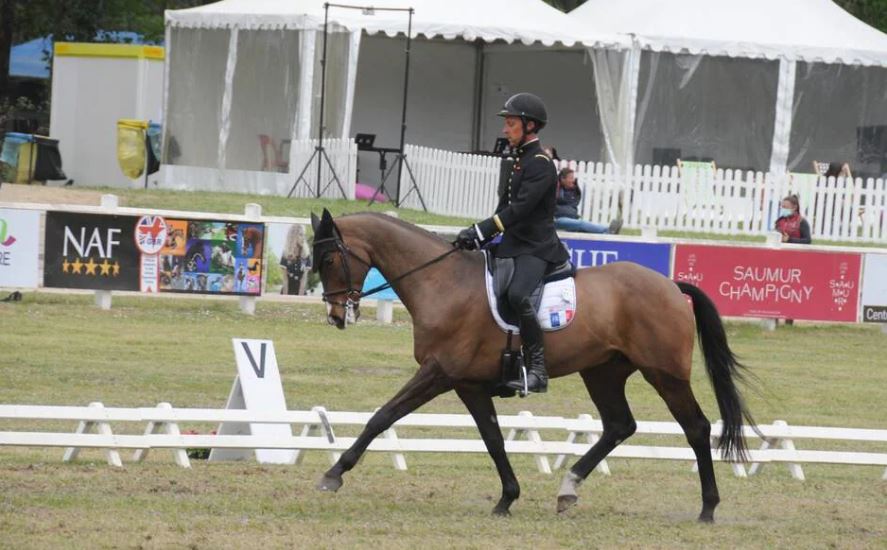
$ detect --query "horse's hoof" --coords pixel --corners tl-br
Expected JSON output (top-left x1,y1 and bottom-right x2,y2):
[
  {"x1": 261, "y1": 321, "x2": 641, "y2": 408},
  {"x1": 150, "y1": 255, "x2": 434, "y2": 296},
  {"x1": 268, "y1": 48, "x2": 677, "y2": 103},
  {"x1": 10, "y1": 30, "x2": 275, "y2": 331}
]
[
  {"x1": 697, "y1": 513, "x2": 715, "y2": 524},
  {"x1": 491, "y1": 506, "x2": 511, "y2": 517},
  {"x1": 557, "y1": 495, "x2": 578, "y2": 514},
  {"x1": 316, "y1": 475, "x2": 343, "y2": 492}
]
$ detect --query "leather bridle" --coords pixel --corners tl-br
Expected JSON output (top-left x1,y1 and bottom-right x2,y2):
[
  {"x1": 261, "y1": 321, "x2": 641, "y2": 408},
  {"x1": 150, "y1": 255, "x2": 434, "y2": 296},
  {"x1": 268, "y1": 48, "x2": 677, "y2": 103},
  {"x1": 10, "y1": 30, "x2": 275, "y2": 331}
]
[{"x1": 313, "y1": 232, "x2": 460, "y2": 322}]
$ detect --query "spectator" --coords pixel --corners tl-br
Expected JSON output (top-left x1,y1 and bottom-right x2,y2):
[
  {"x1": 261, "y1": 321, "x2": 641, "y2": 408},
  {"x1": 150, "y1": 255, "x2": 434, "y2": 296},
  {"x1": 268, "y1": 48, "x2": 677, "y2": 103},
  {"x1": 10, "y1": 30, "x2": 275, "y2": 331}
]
[
  {"x1": 543, "y1": 146, "x2": 560, "y2": 161},
  {"x1": 775, "y1": 194, "x2": 811, "y2": 244},
  {"x1": 554, "y1": 167, "x2": 622, "y2": 234},
  {"x1": 824, "y1": 161, "x2": 852, "y2": 179}
]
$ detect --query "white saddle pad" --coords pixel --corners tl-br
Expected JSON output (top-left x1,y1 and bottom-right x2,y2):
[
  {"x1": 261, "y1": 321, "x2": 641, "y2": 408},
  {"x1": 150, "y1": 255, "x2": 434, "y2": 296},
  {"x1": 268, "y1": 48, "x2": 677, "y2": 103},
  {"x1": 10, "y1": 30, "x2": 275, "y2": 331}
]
[{"x1": 483, "y1": 257, "x2": 577, "y2": 334}]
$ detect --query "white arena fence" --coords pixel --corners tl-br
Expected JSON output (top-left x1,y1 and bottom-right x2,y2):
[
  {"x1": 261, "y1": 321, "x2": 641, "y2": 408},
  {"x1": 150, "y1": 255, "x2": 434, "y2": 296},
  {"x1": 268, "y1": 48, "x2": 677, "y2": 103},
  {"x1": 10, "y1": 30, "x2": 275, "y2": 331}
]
[
  {"x1": 398, "y1": 146, "x2": 887, "y2": 244},
  {"x1": 1, "y1": 403, "x2": 884, "y2": 480}
]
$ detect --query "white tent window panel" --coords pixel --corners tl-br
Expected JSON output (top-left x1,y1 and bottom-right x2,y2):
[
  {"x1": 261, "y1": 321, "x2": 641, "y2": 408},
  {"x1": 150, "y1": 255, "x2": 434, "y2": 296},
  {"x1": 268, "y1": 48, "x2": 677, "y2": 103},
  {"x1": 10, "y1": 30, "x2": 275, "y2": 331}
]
[
  {"x1": 352, "y1": 35, "x2": 476, "y2": 150},
  {"x1": 480, "y1": 48, "x2": 606, "y2": 163},
  {"x1": 311, "y1": 30, "x2": 352, "y2": 139},
  {"x1": 788, "y1": 63, "x2": 887, "y2": 180},
  {"x1": 226, "y1": 29, "x2": 302, "y2": 172},
  {"x1": 164, "y1": 28, "x2": 229, "y2": 167},
  {"x1": 634, "y1": 51, "x2": 779, "y2": 173}
]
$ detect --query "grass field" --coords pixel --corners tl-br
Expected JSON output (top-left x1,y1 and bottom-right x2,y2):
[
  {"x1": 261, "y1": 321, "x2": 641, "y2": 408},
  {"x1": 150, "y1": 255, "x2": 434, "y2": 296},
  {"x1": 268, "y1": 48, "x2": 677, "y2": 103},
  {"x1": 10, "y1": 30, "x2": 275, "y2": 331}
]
[{"x1": 1, "y1": 293, "x2": 885, "y2": 549}]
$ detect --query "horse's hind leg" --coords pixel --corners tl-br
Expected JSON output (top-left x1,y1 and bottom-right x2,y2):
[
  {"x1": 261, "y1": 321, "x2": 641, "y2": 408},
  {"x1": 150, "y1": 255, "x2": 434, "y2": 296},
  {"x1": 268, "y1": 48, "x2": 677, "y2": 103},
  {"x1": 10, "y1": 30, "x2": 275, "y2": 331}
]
[
  {"x1": 557, "y1": 359, "x2": 637, "y2": 513},
  {"x1": 317, "y1": 359, "x2": 453, "y2": 492},
  {"x1": 455, "y1": 383, "x2": 519, "y2": 516},
  {"x1": 641, "y1": 368, "x2": 719, "y2": 523}
]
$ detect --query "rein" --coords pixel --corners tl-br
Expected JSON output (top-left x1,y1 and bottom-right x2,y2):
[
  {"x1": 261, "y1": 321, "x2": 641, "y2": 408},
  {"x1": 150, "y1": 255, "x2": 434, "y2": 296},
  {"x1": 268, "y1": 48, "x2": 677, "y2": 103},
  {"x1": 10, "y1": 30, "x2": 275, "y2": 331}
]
[{"x1": 314, "y1": 235, "x2": 459, "y2": 314}]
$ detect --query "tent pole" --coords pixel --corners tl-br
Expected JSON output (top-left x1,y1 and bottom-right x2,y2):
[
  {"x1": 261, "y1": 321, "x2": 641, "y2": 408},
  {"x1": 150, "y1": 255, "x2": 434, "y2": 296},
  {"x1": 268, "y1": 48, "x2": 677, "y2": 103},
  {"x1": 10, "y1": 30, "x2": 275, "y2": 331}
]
[
  {"x1": 394, "y1": 8, "x2": 413, "y2": 206},
  {"x1": 316, "y1": 3, "x2": 331, "y2": 198},
  {"x1": 470, "y1": 40, "x2": 484, "y2": 152}
]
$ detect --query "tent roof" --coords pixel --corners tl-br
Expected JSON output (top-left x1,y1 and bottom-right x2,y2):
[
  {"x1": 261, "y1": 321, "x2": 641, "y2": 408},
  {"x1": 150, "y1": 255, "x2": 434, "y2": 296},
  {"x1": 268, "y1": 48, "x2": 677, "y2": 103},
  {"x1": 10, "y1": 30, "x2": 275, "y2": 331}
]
[
  {"x1": 165, "y1": 0, "x2": 629, "y2": 48},
  {"x1": 572, "y1": 0, "x2": 887, "y2": 67}
]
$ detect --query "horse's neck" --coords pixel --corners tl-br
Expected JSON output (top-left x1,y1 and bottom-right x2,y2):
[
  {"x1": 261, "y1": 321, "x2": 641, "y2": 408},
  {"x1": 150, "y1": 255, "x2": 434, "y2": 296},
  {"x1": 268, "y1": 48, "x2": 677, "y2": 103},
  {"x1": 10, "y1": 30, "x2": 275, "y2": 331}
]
[{"x1": 343, "y1": 216, "x2": 458, "y2": 312}]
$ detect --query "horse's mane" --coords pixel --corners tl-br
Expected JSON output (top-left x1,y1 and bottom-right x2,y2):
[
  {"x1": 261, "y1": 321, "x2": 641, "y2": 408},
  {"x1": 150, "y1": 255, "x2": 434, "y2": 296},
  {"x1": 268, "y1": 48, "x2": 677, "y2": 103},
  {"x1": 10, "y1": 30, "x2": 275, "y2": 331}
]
[{"x1": 340, "y1": 212, "x2": 453, "y2": 249}]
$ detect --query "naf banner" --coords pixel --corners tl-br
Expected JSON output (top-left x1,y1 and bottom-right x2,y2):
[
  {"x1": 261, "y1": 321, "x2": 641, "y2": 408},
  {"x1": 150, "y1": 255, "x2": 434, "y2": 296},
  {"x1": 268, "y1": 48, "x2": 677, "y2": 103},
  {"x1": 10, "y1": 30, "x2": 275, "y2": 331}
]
[
  {"x1": 44, "y1": 212, "x2": 140, "y2": 290},
  {"x1": 562, "y1": 237, "x2": 671, "y2": 275}
]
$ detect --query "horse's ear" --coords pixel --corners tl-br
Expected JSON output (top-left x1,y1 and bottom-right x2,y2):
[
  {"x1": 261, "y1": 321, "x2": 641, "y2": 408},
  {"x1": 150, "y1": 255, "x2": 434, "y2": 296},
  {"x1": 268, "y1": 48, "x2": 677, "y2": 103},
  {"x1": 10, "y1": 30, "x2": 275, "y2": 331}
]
[
  {"x1": 310, "y1": 212, "x2": 321, "y2": 234},
  {"x1": 321, "y1": 208, "x2": 341, "y2": 239}
]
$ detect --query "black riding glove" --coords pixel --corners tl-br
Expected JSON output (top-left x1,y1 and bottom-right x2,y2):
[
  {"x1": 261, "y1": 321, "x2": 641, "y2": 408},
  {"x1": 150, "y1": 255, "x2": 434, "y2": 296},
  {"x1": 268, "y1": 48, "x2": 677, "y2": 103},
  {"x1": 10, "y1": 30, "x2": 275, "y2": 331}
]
[{"x1": 456, "y1": 225, "x2": 482, "y2": 250}]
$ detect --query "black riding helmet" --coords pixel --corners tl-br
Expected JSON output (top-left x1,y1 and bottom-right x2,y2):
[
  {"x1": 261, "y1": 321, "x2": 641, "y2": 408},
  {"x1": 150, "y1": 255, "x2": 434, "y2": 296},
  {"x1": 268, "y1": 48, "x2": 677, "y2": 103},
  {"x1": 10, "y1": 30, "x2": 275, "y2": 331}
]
[{"x1": 497, "y1": 92, "x2": 547, "y2": 132}]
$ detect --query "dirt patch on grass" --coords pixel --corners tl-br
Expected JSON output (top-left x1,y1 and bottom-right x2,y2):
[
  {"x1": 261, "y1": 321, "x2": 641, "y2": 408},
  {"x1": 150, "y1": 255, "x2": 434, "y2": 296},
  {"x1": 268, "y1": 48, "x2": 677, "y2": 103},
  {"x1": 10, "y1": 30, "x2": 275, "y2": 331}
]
[{"x1": 0, "y1": 183, "x2": 115, "y2": 207}]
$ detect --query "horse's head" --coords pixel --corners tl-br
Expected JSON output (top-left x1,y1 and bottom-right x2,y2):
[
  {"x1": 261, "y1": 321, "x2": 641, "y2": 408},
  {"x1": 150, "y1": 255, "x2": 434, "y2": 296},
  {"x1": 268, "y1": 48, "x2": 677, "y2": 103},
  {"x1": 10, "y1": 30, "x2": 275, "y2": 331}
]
[{"x1": 311, "y1": 209, "x2": 372, "y2": 329}]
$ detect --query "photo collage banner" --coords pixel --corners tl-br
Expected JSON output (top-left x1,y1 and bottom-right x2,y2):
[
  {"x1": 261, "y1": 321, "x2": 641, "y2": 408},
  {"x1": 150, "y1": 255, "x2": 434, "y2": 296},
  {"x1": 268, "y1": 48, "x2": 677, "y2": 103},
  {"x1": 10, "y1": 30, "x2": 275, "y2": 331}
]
[{"x1": 159, "y1": 219, "x2": 264, "y2": 296}]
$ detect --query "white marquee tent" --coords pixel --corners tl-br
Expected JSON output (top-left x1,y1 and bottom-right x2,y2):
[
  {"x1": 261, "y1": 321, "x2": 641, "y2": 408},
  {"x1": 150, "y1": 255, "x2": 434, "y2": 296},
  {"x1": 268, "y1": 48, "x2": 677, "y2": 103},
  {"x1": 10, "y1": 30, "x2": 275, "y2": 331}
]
[
  {"x1": 162, "y1": 0, "x2": 629, "y2": 193},
  {"x1": 572, "y1": 0, "x2": 887, "y2": 177}
]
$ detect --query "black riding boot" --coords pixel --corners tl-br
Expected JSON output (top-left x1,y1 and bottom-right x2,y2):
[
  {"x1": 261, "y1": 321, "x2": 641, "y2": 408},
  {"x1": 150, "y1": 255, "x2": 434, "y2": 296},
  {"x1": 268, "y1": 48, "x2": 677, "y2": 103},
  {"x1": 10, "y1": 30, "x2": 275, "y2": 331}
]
[{"x1": 506, "y1": 297, "x2": 548, "y2": 394}]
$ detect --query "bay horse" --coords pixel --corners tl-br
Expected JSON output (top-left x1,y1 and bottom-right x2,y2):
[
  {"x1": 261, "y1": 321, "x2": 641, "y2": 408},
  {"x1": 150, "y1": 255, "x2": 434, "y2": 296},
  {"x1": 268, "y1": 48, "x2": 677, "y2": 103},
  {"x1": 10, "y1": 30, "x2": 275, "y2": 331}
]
[{"x1": 310, "y1": 209, "x2": 757, "y2": 522}]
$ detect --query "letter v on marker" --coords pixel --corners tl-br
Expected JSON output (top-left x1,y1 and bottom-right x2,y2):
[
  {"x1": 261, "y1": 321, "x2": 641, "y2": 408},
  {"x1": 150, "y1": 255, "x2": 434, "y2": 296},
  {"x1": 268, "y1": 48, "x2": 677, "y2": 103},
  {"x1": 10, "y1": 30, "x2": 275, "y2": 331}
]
[{"x1": 241, "y1": 341, "x2": 267, "y2": 378}]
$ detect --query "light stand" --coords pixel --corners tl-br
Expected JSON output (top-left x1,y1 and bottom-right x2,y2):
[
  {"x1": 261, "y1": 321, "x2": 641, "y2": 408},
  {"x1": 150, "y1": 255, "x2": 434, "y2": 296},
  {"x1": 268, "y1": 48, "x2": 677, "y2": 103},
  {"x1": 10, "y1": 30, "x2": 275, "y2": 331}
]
[
  {"x1": 288, "y1": 3, "x2": 349, "y2": 199},
  {"x1": 368, "y1": 7, "x2": 427, "y2": 210}
]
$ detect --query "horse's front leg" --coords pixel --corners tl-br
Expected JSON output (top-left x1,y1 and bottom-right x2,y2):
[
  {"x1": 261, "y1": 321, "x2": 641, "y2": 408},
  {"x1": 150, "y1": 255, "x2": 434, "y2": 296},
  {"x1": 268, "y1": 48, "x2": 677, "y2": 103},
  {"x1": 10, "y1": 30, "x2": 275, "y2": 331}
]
[
  {"x1": 455, "y1": 383, "x2": 520, "y2": 516},
  {"x1": 317, "y1": 359, "x2": 453, "y2": 492}
]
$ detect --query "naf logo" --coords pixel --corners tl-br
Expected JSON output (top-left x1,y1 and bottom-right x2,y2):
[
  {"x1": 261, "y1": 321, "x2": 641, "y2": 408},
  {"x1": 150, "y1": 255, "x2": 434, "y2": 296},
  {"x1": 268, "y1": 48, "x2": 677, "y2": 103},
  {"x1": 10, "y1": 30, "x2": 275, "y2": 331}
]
[{"x1": 44, "y1": 212, "x2": 141, "y2": 291}]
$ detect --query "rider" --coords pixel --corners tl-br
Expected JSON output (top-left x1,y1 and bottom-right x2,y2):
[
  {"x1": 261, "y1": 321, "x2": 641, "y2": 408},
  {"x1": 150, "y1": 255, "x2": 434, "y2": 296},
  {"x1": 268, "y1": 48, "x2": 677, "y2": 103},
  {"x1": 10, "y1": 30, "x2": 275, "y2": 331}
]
[{"x1": 456, "y1": 92, "x2": 569, "y2": 394}]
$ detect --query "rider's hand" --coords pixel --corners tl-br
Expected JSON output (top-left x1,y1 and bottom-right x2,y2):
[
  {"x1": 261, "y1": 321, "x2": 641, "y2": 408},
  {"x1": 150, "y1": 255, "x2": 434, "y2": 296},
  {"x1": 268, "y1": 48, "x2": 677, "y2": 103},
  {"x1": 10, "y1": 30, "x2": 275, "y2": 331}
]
[{"x1": 456, "y1": 225, "x2": 481, "y2": 250}]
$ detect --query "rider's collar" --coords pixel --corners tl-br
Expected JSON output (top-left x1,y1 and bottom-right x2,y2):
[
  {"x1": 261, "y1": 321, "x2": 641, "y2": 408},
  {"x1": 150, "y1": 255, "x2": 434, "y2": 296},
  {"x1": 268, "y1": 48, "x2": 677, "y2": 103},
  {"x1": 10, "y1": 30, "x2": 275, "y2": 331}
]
[{"x1": 517, "y1": 137, "x2": 540, "y2": 154}]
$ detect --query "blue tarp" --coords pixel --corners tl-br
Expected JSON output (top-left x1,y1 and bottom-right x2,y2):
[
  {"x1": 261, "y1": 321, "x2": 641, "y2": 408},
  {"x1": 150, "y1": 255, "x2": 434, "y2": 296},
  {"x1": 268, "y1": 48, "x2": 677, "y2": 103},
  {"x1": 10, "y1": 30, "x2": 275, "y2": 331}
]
[
  {"x1": 8, "y1": 32, "x2": 157, "y2": 79},
  {"x1": 9, "y1": 37, "x2": 52, "y2": 79}
]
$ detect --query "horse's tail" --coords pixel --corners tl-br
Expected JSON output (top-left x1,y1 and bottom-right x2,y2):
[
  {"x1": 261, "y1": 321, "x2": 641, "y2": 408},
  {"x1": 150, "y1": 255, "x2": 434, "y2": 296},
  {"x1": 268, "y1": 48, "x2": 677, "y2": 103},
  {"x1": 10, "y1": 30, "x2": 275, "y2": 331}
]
[{"x1": 677, "y1": 281, "x2": 758, "y2": 463}]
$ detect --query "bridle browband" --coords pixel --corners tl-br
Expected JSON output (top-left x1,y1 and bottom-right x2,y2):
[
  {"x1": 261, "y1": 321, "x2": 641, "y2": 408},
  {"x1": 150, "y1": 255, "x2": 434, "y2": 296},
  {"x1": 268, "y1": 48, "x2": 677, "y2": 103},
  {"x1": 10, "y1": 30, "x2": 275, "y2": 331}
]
[{"x1": 313, "y1": 234, "x2": 459, "y2": 314}]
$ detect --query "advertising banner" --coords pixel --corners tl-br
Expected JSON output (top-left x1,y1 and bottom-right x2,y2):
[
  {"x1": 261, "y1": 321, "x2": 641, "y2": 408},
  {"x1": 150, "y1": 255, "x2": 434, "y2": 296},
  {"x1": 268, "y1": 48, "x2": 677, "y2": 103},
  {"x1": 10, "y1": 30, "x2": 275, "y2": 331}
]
[
  {"x1": 562, "y1": 238, "x2": 672, "y2": 276},
  {"x1": 44, "y1": 211, "x2": 141, "y2": 290},
  {"x1": 673, "y1": 245, "x2": 861, "y2": 322},
  {"x1": 159, "y1": 219, "x2": 264, "y2": 296},
  {"x1": 861, "y1": 254, "x2": 887, "y2": 323},
  {"x1": 0, "y1": 208, "x2": 41, "y2": 289}
]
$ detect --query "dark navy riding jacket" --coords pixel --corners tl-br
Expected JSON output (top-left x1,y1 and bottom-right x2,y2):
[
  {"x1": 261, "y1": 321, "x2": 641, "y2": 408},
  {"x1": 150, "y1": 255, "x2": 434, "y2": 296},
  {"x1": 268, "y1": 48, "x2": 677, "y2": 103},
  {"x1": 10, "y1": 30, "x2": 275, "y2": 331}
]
[{"x1": 477, "y1": 139, "x2": 569, "y2": 264}]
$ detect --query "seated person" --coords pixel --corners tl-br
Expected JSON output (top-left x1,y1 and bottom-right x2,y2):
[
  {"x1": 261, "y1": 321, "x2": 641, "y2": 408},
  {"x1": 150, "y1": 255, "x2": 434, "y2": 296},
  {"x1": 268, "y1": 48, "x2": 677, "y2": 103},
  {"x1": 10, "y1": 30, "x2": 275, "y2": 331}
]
[
  {"x1": 554, "y1": 167, "x2": 621, "y2": 234},
  {"x1": 775, "y1": 194, "x2": 811, "y2": 244},
  {"x1": 822, "y1": 161, "x2": 852, "y2": 179}
]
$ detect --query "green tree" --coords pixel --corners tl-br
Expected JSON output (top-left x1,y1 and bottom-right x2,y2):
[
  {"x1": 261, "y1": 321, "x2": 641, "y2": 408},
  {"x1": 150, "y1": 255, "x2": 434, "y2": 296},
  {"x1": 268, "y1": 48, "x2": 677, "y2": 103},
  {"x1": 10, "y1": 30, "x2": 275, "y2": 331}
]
[
  {"x1": 835, "y1": 0, "x2": 887, "y2": 33},
  {"x1": 1, "y1": 0, "x2": 211, "y2": 102}
]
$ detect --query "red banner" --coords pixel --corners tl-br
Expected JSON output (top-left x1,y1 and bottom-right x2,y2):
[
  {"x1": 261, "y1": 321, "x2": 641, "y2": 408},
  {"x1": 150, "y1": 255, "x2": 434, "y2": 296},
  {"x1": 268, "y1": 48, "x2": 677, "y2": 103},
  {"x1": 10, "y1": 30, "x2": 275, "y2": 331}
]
[{"x1": 673, "y1": 245, "x2": 861, "y2": 322}]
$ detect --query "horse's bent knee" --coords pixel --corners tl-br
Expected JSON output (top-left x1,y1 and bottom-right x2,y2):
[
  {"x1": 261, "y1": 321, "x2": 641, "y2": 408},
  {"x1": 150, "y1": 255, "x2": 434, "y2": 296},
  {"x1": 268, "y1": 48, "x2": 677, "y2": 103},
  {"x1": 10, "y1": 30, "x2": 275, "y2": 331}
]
[{"x1": 608, "y1": 419, "x2": 637, "y2": 444}]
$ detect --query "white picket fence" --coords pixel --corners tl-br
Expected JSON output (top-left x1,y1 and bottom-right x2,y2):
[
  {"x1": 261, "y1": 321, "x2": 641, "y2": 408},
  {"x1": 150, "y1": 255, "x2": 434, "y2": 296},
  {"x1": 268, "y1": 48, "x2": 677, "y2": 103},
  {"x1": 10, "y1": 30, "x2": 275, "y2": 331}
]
[
  {"x1": 397, "y1": 146, "x2": 887, "y2": 243},
  {"x1": 398, "y1": 145, "x2": 501, "y2": 218},
  {"x1": 1, "y1": 403, "x2": 885, "y2": 480},
  {"x1": 288, "y1": 137, "x2": 358, "y2": 200}
]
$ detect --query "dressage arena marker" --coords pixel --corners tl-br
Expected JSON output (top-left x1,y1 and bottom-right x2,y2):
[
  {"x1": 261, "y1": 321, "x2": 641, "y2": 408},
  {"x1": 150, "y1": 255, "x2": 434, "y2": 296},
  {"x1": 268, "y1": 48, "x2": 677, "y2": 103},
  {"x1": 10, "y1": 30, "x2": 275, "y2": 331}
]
[{"x1": 207, "y1": 338, "x2": 295, "y2": 464}]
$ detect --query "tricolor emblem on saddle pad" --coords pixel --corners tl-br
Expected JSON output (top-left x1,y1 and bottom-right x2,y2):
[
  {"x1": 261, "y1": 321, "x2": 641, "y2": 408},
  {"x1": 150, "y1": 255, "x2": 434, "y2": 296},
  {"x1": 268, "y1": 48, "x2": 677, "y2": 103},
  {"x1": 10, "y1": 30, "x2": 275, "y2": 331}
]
[{"x1": 483, "y1": 250, "x2": 577, "y2": 333}]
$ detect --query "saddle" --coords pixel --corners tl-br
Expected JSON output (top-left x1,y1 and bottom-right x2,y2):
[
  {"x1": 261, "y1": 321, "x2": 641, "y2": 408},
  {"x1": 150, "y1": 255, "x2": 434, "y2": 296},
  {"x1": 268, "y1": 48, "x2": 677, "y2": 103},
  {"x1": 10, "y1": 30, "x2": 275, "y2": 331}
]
[{"x1": 482, "y1": 248, "x2": 577, "y2": 333}]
